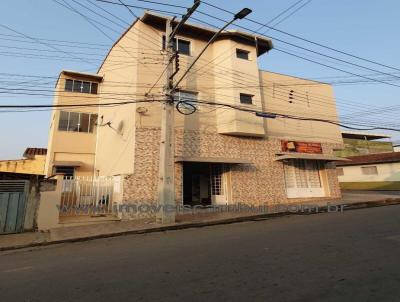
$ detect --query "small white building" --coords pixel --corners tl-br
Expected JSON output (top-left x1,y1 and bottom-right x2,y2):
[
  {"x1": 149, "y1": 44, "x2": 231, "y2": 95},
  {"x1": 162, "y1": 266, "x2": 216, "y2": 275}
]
[{"x1": 336, "y1": 152, "x2": 400, "y2": 190}]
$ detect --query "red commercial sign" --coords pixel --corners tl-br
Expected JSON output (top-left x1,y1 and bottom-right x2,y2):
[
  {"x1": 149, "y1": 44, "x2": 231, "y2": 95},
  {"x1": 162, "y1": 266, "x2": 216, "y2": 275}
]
[{"x1": 281, "y1": 140, "x2": 323, "y2": 154}]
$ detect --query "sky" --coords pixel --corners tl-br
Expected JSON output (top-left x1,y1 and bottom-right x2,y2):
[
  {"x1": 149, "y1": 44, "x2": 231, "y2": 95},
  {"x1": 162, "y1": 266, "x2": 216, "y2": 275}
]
[{"x1": 0, "y1": 0, "x2": 399, "y2": 159}]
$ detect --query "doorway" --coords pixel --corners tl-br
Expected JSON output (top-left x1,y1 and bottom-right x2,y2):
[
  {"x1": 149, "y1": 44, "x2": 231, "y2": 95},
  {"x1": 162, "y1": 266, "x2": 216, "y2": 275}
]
[{"x1": 183, "y1": 162, "x2": 229, "y2": 206}]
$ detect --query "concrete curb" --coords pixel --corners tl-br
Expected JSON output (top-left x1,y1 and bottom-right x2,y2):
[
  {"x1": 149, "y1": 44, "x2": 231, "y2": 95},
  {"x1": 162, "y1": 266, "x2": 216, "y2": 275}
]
[{"x1": 2, "y1": 198, "x2": 400, "y2": 252}]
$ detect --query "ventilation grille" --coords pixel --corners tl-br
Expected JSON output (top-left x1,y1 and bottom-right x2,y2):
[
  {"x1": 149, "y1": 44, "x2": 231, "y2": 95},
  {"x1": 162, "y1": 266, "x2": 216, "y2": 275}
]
[{"x1": 0, "y1": 181, "x2": 28, "y2": 193}]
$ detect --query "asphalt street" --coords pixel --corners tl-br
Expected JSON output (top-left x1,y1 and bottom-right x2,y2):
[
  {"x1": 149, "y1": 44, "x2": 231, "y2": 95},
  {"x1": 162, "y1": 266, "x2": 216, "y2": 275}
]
[{"x1": 1, "y1": 205, "x2": 400, "y2": 302}]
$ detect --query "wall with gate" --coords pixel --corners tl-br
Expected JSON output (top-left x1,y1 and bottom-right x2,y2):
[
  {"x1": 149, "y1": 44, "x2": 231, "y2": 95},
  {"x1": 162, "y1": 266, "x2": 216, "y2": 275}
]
[
  {"x1": 60, "y1": 176, "x2": 116, "y2": 216},
  {"x1": 36, "y1": 175, "x2": 122, "y2": 230}
]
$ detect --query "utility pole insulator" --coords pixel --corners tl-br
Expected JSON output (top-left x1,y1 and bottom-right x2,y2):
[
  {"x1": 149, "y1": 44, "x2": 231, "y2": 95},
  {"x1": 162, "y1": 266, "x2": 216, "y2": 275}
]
[
  {"x1": 169, "y1": 51, "x2": 180, "y2": 80},
  {"x1": 175, "y1": 51, "x2": 180, "y2": 73}
]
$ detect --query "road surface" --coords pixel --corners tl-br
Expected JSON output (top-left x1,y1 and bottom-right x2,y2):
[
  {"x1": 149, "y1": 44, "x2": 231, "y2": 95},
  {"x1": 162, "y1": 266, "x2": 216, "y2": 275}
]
[{"x1": 1, "y1": 205, "x2": 400, "y2": 302}]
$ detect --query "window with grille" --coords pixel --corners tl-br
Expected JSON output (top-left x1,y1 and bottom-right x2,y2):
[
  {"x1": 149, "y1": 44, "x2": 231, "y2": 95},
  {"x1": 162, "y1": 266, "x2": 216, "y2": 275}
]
[
  {"x1": 58, "y1": 111, "x2": 98, "y2": 133},
  {"x1": 54, "y1": 166, "x2": 75, "y2": 178},
  {"x1": 211, "y1": 164, "x2": 223, "y2": 196},
  {"x1": 65, "y1": 79, "x2": 98, "y2": 94},
  {"x1": 361, "y1": 166, "x2": 378, "y2": 175},
  {"x1": 284, "y1": 159, "x2": 322, "y2": 189}
]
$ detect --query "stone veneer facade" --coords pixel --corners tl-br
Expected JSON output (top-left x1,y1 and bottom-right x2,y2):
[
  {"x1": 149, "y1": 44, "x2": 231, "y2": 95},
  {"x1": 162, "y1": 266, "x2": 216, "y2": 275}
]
[{"x1": 122, "y1": 127, "x2": 342, "y2": 207}]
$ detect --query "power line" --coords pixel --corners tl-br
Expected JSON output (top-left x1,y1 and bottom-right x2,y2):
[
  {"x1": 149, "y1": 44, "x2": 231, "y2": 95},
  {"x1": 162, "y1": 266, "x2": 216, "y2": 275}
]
[
  {"x1": 3, "y1": 69, "x2": 400, "y2": 122},
  {"x1": 76, "y1": 1, "x2": 400, "y2": 90},
  {"x1": 116, "y1": 0, "x2": 139, "y2": 18},
  {"x1": 86, "y1": 0, "x2": 131, "y2": 26},
  {"x1": 184, "y1": 99, "x2": 400, "y2": 132},
  {"x1": 0, "y1": 23, "x2": 96, "y2": 66},
  {"x1": 0, "y1": 98, "x2": 161, "y2": 109},
  {"x1": 190, "y1": 13, "x2": 400, "y2": 88},
  {"x1": 274, "y1": 48, "x2": 400, "y2": 88},
  {"x1": 202, "y1": 0, "x2": 400, "y2": 73},
  {"x1": 94, "y1": 0, "x2": 400, "y2": 88},
  {"x1": 2, "y1": 53, "x2": 396, "y2": 122},
  {"x1": 254, "y1": 0, "x2": 305, "y2": 32},
  {"x1": 258, "y1": 0, "x2": 313, "y2": 33},
  {"x1": 2, "y1": 95, "x2": 400, "y2": 133},
  {"x1": 263, "y1": 0, "x2": 313, "y2": 31},
  {"x1": 0, "y1": 32, "x2": 111, "y2": 46}
]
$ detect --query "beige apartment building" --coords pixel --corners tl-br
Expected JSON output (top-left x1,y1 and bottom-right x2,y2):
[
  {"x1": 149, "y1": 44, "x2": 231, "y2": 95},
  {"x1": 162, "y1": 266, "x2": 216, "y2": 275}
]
[{"x1": 45, "y1": 11, "x2": 345, "y2": 208}]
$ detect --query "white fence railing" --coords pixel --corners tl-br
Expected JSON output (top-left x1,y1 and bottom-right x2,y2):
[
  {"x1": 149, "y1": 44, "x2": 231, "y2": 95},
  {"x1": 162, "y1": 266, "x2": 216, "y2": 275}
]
[{"x1": 60, "y1": 176, "x2": 115, "y2": 216}]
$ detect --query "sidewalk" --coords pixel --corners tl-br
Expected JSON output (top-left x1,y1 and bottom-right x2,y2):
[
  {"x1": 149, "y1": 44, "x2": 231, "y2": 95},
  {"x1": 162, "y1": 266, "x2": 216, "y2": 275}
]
[{"x1": 1, "y1": 195, "x2": 400, "y2": 252}]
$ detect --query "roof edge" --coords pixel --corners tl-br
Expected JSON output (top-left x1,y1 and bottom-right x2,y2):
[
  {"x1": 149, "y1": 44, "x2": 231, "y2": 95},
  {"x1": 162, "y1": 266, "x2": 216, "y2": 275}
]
[
  {"x1": 260, "y1": 69, "x2": 331, "y2": 86},
  {"x1": 97, "y1": 17, "x2": 140, "y2": 73}
]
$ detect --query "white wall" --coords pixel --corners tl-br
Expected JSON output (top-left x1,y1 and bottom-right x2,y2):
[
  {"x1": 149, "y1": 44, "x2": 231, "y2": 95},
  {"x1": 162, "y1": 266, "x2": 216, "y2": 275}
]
[{"x1": 338, "y1": 162, "x2": 400, "y2": 182}]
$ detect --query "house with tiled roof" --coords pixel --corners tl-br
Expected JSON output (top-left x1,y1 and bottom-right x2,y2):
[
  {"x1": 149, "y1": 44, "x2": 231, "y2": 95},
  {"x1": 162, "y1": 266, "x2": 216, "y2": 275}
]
[
  {"x1": 0, "y1": 148, "x2": 47, "y2": 176},
  {"x1": 336, "y1": 152, "x2": 400, "y2": 190}
]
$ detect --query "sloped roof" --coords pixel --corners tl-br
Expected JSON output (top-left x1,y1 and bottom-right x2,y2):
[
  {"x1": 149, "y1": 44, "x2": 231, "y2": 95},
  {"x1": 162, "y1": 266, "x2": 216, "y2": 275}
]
[
  {"x1": 341, "y1": 131, "x2": 391, "y2": 141},
  {"x1": 23, "y1": 148, "x2": 47, "y2": 158},
  {"x1": 336, "y1": 152, "x2": 400, "y2": 166},
  {"x1": 141, "y1": 11, "x2": 273, "y2": 56}
]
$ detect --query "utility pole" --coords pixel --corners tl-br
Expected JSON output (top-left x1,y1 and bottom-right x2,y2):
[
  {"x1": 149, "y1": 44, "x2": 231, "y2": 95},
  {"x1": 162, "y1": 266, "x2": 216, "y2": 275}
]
[
  {"x1": 156, "y1": 18, "x2": 175, "y2": 224},
  {"x1": 156, "y1": 1, "x2": 201, "y2": 224},
  {"x1": 156, "y1": 3, "x2": 252, "y2": 224}
]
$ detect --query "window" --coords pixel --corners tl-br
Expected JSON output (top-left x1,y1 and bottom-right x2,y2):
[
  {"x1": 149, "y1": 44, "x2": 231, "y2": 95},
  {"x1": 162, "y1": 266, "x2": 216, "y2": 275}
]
[
  {"x1": 177, "y1": 39, "x2": 191, "y2": 55},
  {"x1": 336, "y1": 167, "x2": 344, "y2": 176},
  {"x1": 91, "y1": 82, "x2": 98, "y2": 94},
  {"x1": 284, "y1": 159, "x2": 322, "y2": 189},
  {"x1": 175, "y1": 90, "x2": 198, "y2": 114},
  {"x1": 236, "y1": 49, "x2": 249, "y2": 60},
  {"x1": 79, "y1": 113, "x2": 90, "y2": 133},
  {"x1": 54, "y1": 166, "x2": 75, "y2": 178},
  {"x1": 68, "y1": 112, "x2": 80, "y2": 132},
  {"x1": 82, "y1": 81, "x2": 91, "y2": 93},
  {"x1": 240, "y1": 93, "x2": 253, "y2": 105},
  {"x1": 361, "y1": 166, "x2": 378, "y2": 175},
  {"x1": 58, "y1": 111, "x2": 69, "y2": 131},
  {"x1": 64, "y1": 79, "x2": 98, "y2": 94},
  {"x1": 162, "y1": 36, "x2": 191, "y2": 55},
  {"x1": 65, "y1": 79, "x2": 73, "y2": 91},
  {"x1": 73, "y1": 80, "x2": 83, "y2": 93},
  {"x1": 58, "y1": 111, "x2": 98, "y2": 133},
  {"x1": 175, "y1": 90, "x2": 197, "y2": 102},
  {"x1": 89, "y1": 114, "x2": 98, "y2": 132}
]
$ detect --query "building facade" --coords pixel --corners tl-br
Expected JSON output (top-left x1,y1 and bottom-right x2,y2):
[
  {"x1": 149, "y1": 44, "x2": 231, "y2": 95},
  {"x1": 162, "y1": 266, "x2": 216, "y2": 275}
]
[
  {"x1": 44, "y1": 71, "x2": 101, "y2": 177},
  {"x1": 45, "y1": 12, "x2": 345, "y2": 209}
]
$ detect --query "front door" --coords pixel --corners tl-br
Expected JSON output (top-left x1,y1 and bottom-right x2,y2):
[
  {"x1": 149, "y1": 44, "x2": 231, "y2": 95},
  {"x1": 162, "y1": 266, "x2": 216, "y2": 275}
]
[
  {"x1": 183, "y1": 162, "x2": 211, "y2": 206},
  {"x1": 210, "y1": 164, "x2": 228, "y2": 205}
]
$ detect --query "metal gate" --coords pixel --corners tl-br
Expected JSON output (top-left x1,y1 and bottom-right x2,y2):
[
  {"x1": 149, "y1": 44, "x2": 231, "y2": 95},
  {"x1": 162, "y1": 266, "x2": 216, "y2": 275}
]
[
  {"x1": 0, "y1": 180, "x2": 29, "y2": 234},
  {"x1": 60, "y1": 176, "x2": 115, "y2": 216}
]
